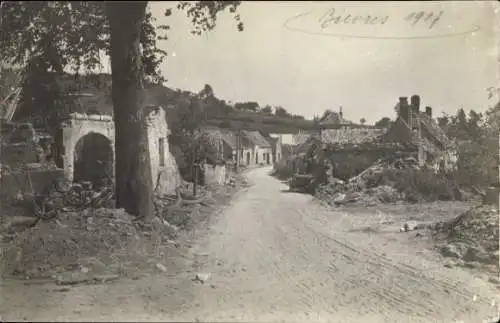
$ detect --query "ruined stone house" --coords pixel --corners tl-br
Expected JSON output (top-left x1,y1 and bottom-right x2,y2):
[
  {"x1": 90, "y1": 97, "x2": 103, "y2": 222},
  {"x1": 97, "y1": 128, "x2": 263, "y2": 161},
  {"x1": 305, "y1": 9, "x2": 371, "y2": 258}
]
[
  {"x1": 317, "y1": 95, "x2": 457, "y2": 175},
  {"x1": 383, "y1": 95, "x2": 457, "y2": 172},
  {"x1": 4, "y1": 86, "x2": 182, "y2": 195}
]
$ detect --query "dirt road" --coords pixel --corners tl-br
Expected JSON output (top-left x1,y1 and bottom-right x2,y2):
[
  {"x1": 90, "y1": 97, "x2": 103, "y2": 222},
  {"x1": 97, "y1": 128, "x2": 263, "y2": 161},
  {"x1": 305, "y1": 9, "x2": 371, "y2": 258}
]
[{"x1": 2, "y1": 166, "x2": 499, "y2": 322}]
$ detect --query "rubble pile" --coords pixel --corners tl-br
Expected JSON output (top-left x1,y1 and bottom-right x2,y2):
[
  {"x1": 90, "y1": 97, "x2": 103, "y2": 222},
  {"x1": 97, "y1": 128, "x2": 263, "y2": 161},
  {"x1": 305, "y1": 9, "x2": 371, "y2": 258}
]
[
  {"x1": 433, "y1": 205, "x2": 499, "y2": 266},
  {"x1": 316, "y1": 156, "x2": 458, "y2": 206},
  {"x1": 3, "y1": 208, "x2": 147, "y2": 279},
  {"x1": 2, "y1": 172, "x2": 250, "y2": 281}
]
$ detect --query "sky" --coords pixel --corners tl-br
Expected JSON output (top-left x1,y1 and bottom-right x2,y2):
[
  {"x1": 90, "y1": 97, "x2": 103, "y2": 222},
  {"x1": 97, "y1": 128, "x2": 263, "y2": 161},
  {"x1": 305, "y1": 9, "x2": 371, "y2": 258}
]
[{"x1": 133, "y1": 1, "x2": 498, "y2": 123}]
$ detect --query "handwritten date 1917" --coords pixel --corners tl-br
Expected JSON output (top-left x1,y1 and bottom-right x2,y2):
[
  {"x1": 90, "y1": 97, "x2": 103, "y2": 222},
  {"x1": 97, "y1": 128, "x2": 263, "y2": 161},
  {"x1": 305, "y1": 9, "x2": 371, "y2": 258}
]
[{"x1": 405, "y1": 11, "x2": 443, "y2": 29}]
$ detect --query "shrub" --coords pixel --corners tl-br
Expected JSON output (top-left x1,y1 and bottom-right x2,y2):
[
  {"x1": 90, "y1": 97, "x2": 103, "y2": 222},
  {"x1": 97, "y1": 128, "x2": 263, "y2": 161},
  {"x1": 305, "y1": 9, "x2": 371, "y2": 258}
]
[
  {"x1": 380, "y1": 168, "x2": 461, "y2": 202},
  {"x1": 271, "y1": 160, "x2": 295, "y2": 180}
]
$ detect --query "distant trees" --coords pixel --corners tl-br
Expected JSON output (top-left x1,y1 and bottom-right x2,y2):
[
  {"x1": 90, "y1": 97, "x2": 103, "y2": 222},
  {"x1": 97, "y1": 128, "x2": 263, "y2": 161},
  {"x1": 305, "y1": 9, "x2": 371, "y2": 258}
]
[
  {"x1": 261, "y1": 105, "x2": 273, "y2": 114},
  {"x1": 274, "y1": 106, "x2": 289, "y2": 118},
  {"x1": 374, "y1": 117, "x2": 393, "y2": 128},
  {"x1": 234, "y1": 101, "x2": 259, "y2": 112},
  {"x1": 359, "y1": 118, "x2": 366, "y2": 125}
]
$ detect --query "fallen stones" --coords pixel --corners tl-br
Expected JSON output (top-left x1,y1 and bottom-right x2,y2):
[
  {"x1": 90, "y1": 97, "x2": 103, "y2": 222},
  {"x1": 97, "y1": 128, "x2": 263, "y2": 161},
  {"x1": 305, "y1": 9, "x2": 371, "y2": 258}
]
[
  {"x1": 440, "y1": 244, "x2": 463, "y2": 259},
  {"x1": 155, "y1": 263, "x2": 168, "y2": 273},
  {"x1": 193, "y1": 273, "x2": 211, "y2": 284}
]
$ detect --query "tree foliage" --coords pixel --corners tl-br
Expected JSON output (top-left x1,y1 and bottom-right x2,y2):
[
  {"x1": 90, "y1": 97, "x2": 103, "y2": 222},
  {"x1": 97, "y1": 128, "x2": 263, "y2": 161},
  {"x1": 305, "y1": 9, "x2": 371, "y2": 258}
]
[
  {"x1": 0, "y1": 1, "x2": 167, "y2": 131},
  {"x1": 274, "y1": 106, "x2": 289, "y2": 118},
  {"x1": 261, "y1": 105, "x2": 273, "y2": 114},
  {"x1": 374, "y1": 117, "x2": 392, "y2": 128},
  {"x1": 439, "y1": 107, "x2": 498, "y2": 189},
  {"x1": 176, "y1": 1, "x2": 243, "y2": 35},
  {"x1": 1, "y1": 1, "x2": 245, "y2": 217},
  {"x1": 234, "y1": 101, "x2": 260, "y2": 112}
]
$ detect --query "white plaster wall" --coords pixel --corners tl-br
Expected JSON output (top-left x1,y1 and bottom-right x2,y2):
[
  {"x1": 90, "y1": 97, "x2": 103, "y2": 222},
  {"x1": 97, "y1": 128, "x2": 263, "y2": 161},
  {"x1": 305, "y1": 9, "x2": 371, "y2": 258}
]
[
  {"x1": 255, "y1": 146, "x2": 273, "y2": 165},
  {"x1": 146, "y1": 107, "x2": 182, "y2": 195}
]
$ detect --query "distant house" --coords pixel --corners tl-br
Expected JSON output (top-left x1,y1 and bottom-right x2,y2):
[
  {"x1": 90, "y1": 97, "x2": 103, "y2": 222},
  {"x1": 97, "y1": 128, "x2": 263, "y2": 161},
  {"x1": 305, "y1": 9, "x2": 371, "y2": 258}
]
[
  {"x1": 241, "y1": 130, "x2": 273, "y2": 165},
  {"x1": 265, "y1": 134, "x2": 283, "y2": 163},
  {"x1": 320, "y1": 124, "x2": 387, "y2": 148},
  {"x1": 318, "y1": 108, "x2": 351, "y2": 128},
  {"x1": 199, "y1": 125, "x2": 238, "y2": 162},
  {"x1": 382, "y1": 95, "x2": 457, "y2": 172}
]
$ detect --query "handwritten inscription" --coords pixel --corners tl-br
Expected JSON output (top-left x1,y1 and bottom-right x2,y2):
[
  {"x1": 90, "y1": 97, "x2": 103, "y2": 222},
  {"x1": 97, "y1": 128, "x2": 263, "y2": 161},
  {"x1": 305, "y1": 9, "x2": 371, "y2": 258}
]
[
  {"x1": 284, "y1": 6, "x2": 479, "y2": 39},
  {"x1": 319, "y1": 8, "x2": 443, "y2": 30},
  {"x1": 319, "y1": 9, "x2": 389, "y2": 29}
]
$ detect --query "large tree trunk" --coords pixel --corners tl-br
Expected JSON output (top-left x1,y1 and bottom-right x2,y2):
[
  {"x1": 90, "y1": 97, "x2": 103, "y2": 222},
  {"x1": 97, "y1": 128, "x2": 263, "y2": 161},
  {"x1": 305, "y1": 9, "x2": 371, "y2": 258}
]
[{"x1": 106, "y1": 2, "x2": 154, "y2": 220}]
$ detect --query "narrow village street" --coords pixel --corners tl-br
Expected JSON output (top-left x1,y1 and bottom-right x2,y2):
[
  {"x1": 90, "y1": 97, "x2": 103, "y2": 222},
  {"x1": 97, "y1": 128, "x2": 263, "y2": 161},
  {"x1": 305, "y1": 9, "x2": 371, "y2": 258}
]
[{"x1": 2, "y1": 166, "x2": 499, "y2": 323}]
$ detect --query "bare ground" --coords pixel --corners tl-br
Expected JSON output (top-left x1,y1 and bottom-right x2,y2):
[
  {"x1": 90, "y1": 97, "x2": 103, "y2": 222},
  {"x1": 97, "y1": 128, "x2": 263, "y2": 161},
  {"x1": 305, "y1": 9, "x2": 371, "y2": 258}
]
[{"x1": 1, "y1": 166, "x2": 499, "y2": 322}]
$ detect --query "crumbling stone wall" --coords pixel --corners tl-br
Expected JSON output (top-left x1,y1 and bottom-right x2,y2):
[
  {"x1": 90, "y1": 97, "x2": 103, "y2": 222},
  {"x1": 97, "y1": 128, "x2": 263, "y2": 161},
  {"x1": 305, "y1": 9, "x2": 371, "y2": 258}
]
[
  {"x1": 1, "y1": 121, "x2": 64, "y2": 216},
  {"x1": 59, "y1": 108, "x2": 182, "y2": 194},
  {"x1": 204, "y1": 164, "x2": 227, "y2": 186},
  {"x1": 1, "y1": 122, "x2": 40, "y2": 167},
  {"x1": 146, "y1": 106, "x2": 182, "y2": 195}
]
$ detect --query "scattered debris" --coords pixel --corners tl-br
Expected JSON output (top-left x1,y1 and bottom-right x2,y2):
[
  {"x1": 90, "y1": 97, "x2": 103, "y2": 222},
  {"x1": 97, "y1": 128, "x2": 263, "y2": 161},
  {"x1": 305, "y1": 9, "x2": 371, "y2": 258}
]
[
  {"x1": 1, "y1": 171, "x2": 249, "y2": 281},
  {"x1": 193, "y1": 272, "x2": 211, "y2": 284},
  {"x1": 316, "y1": 156, "x2": 463, "y2": 207},
  {"x1": 155, "y1": 263, "x2": 168, "y2": 273},
  {"x1": 433, "y1": 205, "x2": 499, "y2": 266}
]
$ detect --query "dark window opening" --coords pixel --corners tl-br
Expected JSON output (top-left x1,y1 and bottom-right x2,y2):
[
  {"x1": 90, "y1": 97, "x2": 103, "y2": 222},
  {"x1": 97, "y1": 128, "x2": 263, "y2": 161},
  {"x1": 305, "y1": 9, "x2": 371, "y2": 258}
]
[{"x1": 159, "y1": 137, "x2": 165, "y2": 166}]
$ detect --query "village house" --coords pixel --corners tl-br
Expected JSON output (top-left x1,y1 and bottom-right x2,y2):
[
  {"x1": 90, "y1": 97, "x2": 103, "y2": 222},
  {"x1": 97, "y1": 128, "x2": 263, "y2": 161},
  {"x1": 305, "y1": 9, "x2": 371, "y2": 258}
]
[
  {"x1": 264, "y1": 133, "x2": 283, "y2": 163},
  {"x1": 382, "y1": 95, "x2": 458, "y2": 172},
  {"x1": 240, "y1": 130, "x2": 273, "y2": 166},
  {"x1": 198, "y1": 125, "x2": 238, "y2": 162}
]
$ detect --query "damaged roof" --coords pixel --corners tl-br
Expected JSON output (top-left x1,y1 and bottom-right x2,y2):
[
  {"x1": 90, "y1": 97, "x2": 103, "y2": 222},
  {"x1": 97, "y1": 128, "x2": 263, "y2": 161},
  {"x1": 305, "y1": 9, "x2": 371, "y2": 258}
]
[
  {"x1": 321, "y1": 126, "x2": 387, "y2": 146},
  {"x1": 294, "y1": 136, "x2": 322, "y2": 156},
  {"x1": 241, "y1": 130, "x2": 271, "y2": 148},
  {"x1": 318, "y1": 110, "x2": 351, "y2": 127},
  {"x1": 403, "y1": 111, "x2": 453, "y2": 149},
  {"x1": 201, "y1": 126, "x2": 238, "y2": 149}
]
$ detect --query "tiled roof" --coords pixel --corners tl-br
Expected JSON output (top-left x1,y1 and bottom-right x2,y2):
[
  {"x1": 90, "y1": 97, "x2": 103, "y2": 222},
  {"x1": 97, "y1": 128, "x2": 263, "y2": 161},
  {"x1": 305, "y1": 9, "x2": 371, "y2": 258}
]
[{"x1": 242, "y1": 130, "x2": 271, "y2": 147}]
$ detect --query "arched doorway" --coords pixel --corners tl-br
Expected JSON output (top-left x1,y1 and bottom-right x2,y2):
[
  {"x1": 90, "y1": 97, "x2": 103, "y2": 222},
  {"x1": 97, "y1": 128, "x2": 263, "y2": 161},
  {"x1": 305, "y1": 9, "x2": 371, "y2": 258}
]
[{"x1": 73, "y1": 132, "x2": 113, "y2": 187}]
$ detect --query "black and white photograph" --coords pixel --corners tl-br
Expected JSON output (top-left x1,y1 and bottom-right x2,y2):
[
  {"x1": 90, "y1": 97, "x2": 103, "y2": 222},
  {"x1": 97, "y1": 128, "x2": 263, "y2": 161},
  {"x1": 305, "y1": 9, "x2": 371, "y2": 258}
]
[{"x1": 0, "y1": 1, "x2": 499, "y2": 322}]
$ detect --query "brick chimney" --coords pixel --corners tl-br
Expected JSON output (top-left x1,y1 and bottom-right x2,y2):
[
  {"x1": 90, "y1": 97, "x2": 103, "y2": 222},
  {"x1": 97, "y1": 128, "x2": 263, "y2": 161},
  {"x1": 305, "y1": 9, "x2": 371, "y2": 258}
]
[
  {"x1": 399, "y1": 97, "x2": 410, "y2": 124},
  {"x1": 425, "y1": 106, "x2": 432, "y2": 118},
  {"x1": 339, "y1": 106, "x2": 343, "y2": 118},
  {"x1": 410, "y1": 95, "x2": 420, "y2": 114}
]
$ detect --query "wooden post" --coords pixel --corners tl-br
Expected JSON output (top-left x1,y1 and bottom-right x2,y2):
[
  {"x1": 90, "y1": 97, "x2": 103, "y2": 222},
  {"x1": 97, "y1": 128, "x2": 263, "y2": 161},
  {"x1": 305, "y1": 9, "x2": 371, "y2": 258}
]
[
  {"x1": 235, "y1": 128, "x2": 240, "y2": 173},
  {"x1": 192, "y1": 99, "x2": 198, "y2": 197}
]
